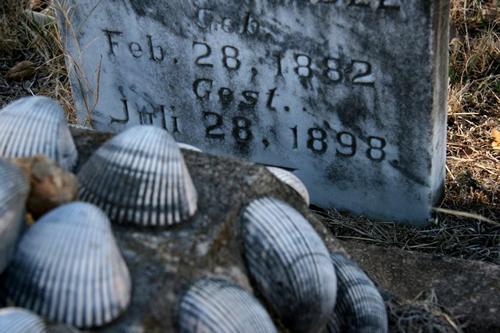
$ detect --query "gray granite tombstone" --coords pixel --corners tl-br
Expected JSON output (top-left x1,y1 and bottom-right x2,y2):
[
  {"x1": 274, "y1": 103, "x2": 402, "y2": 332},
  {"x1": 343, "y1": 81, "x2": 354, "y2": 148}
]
[{"x1": 56, "y1": 0, "x2": 449, "y2": 224}]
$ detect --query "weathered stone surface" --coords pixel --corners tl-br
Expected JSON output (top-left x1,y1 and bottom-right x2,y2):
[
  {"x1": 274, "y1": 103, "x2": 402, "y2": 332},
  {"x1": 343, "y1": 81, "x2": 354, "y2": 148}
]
[
  {"x1": 340, "y1": 241, "x2": 500, "y2": 333},
  {"x1": 70, "y1": 128, "x2": 342, "y2": 332},
  {"x1": 56, "y1": 0, "x2": 449, "y2": 224}
]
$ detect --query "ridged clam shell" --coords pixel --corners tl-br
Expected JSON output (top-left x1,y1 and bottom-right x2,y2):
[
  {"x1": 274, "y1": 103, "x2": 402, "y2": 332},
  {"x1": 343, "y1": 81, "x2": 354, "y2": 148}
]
[
  {"x1": 178, "y1": 142, "x2": 202, "y2": 152},
  {"x1": 241, "y1": 197, "x2": 337, "y2": 332},
  {"x1": 178, "y1": 278, "x2": 277, "y2": 333},
  {"x1": 0, "y1": 159, "x2": 29, "y2": 274},
  {"x1": 5, "y1": 202, "x2": 131, "y2": 328},
  {"x1": 0, "y1": 96, "x2": 78, "y2": 170},
  {"x1": 266, "y1": 167, "x2": 310, "y2": 205},
  {"x1": 0, "y1": 308, "x2": 47, "y2": 333},
  {"x1": 327, "y1": 252, "x2": 388, "y2": 333},
  {"x1": 78, "y1": 125, "x2": 198, "y2": 226}
]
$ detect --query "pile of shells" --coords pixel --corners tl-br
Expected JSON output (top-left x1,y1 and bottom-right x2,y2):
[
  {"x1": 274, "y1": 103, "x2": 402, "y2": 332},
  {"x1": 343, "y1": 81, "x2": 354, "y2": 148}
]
[
  {"x1": 0, "y1": 95, "x2": 388, "y2": 332},
  {"x1": 177, "y1": 197, "x2": 388, "y2": 332}
]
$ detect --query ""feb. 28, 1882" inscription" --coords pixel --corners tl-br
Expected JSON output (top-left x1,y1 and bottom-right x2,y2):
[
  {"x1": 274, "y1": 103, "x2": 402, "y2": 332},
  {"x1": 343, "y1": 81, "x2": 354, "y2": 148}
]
[{"x1": 56, "y1": 0, "x2": 450, "y2": 224}]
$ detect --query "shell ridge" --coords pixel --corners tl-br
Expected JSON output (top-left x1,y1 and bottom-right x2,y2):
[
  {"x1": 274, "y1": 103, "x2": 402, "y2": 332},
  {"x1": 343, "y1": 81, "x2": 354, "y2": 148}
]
[
  {"x1": 11, "y1": 231, "x2": 47, "y2": 310},
  {"x1": 165, "y1": 140, "x2": 175, "y2": 225},
  {"x1": 86, "y1": 145, "x2": 133, "y2": 218},
  {"x1": 53, "y1": 219, "x2": 85, "y2": 323},
  {"x1": 178, "y1": 278, "x2": 276, "y2": 333},
  {"x1": 98, "y1": 235, "x2": 114, "y2": 323},
  {"x1": 28, "y1": 223, "x2": 66, "y2": 316},
  {"x1": 180, "y1": 155, "x2": 197, "y2": 218},
  {"x1": 328, "y1": 252, "x2": 387, "y2": 333},
  {"x1": 271, "y1": 200, "x2": 329, "y2": 303},
  {"x1": 187, "y1": 287, "x2": 235, "y2": 331},
  {"x1": 172, "y1": 149, "x2": 182, "y2": 223},
  {"x1": 146, "y1": 136, "x2": 162, "y2": 226},
  {"x1": 271, "y1": 199, "x2": 335, "y2": 304},
  {"x1": 243, "y1": 206, "x2": 301, "y2": 306},
  {"x1": 131, "y1": 130, "x2": 152, "y2": 224},
  {"x1": 142, "y1": 129, "x2": 163, "y2": 224},
  {"x1": 0, "y1": 308, "x2": 47, "y2": 333},
  {"x1": 126, "y1": 131, "x2": 152, "y2": 224}
]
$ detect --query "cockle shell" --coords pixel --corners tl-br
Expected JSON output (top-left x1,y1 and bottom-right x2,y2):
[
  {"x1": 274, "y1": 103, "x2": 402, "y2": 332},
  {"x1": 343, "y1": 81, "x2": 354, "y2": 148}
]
[
  {"x1": 178, "y1": 142, "x2": 202, "y2": 152},
  {"x1": 177, "y1": 278, "x2": 277, "y2": 333},
  {"x1": 0, "y1": 159, "x2": 29, "y2": 274},
  {"x1": 4, "y1": 202, "x2": 131, "y2": 328},
  {"x1": 241, "y1": 197, "x2": 337, "y2": 332},
  {"x1": 78, "y1": 125, "x2": 198, "y2": 226},
  {"x1": 0, "y1": 308, "x2": 47, "y2": 333},
  {"x1": 327, "y1": 252, "x2": 388, "y2": 333},
  {"x1": 266, "y1": 167, "x2": 310, "y2": 205},
  {"x1": 0, "y1": 96, "x2": 78, "y2": 170}
]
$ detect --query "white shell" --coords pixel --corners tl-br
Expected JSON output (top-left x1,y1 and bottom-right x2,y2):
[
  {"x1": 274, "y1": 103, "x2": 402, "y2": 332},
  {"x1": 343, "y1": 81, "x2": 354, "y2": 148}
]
[
  {"x1": 0, "y1": 96, "x2": 78, "y2": 170},
  {"x1": 78, "y1": 125, "x2": 198, "y2": 227},
  {"x1": 178, "y1": 142, "x2": 202, "y2": 153},
  {"x1": 0, "y1": 159, "x2": 29, "y2": 274},
  {"x1": 178, "y1": 278, "x2": 277, "y2": 333},
  {"x1": 0, "y1": 308, "x2": 47, "y2": 333},
  {"x1": 327, "y1": 252, "x2": 388, "y2": 333},
  {"x1": 241, "y1": 197, "x2": 337, "y2": 332},
  {"x1": 266, "y1": 167, "x2": 310, "y2": 205},
  {"x1": 4, "y1": 202, "x2": 131, "y2": 329}
]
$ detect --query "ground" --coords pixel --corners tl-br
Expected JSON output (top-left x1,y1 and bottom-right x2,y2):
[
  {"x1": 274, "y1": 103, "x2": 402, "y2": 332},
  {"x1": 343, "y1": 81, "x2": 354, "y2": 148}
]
[{"x1": 0, "y1": 0, "x2": 499, "y2": 332}]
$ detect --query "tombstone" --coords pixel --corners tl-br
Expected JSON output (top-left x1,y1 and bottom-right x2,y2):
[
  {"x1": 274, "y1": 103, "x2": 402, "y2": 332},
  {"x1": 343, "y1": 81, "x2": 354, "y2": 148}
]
[{"x1": 55, "y1": 0, "x2": 450, "y2": 224}]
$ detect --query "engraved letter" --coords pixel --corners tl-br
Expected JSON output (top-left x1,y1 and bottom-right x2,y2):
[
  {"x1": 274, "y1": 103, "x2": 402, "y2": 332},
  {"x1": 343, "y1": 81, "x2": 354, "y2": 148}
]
[
  {"x1": 103, "y1": 29, "x2": 122, "y2": 56},
  {"x1": 110, "y1": 98, "x2": 130, "y2": 124},
  {"x1": 193, "y1": 78, "x2": 213, "y2": 99},
  {"x1": 129, "y1": 42, "x2": 143, "y2": 58},
  {"x1": 147, "y1": 35, "x2": 165, "y2": 62}
]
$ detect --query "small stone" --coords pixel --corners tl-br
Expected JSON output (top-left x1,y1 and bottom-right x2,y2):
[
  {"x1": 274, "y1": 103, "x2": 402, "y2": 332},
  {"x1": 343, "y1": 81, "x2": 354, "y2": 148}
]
[
  {"x1": 30, "y1": 0, "x2": 51, "y2": 12},
  {"x1": 13, "y1": 156, "x2": 78, "y2": 218},
  {"x1": 5, "y1": 61, "x2": 36, "y2": 81}
]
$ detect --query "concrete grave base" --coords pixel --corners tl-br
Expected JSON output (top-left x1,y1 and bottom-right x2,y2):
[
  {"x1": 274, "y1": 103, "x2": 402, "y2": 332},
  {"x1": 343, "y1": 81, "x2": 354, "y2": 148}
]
[{"x1": 65, "y1": 128, "x2": 498, "y2": 332}]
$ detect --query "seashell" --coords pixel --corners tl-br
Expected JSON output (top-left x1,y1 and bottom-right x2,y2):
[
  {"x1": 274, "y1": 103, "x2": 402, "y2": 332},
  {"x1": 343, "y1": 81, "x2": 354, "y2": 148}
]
[
  {"x1": 177, "y1": 277, "x2": 277, "y2": 333},
  {"x1": 4, "y1": 202, "x2": 131, "y2": 329},
  {"x1": 327, "y1": 252, "x2": 388, "y2": 333},
  {"x1": 78, "y1": 125, "x2": 198, "y2": 227},
  {"x1": 266, "y1": 167, "x2": 310, "y2": 205},
  {"x1": 241, "y1": 197, "x2": 337, "y2": 332},
  {"x1": 0, "y1": 308, "x2": 46, "y2": 332},
  {"x1": 0, "y1": 96, "x2": 78, "y2": 170},
  {"x1": 0, "y1": 308, "x2": 47, "y2": 333},
  {"x1": 0, "y1": 159, "x2": 30, "y2": 274},
  {"x1": 177, "y1": 142, "x2": 202, "y2": 153}
]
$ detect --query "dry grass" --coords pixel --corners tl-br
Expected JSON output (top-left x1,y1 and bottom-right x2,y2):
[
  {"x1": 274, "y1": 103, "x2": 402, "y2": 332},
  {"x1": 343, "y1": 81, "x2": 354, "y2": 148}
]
[
  {"x1": 447, "y1": 0, "x2": 499, "y2": 218},
  {"x1": 0, "y1": 1, "x2": 499, "y2": 264},
  {"x1": 0, "y1": 0, "x2": 74, "y2": 120},
  {"x1": 387, "y1": 290, "x2": 466, "y2": 333}
]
